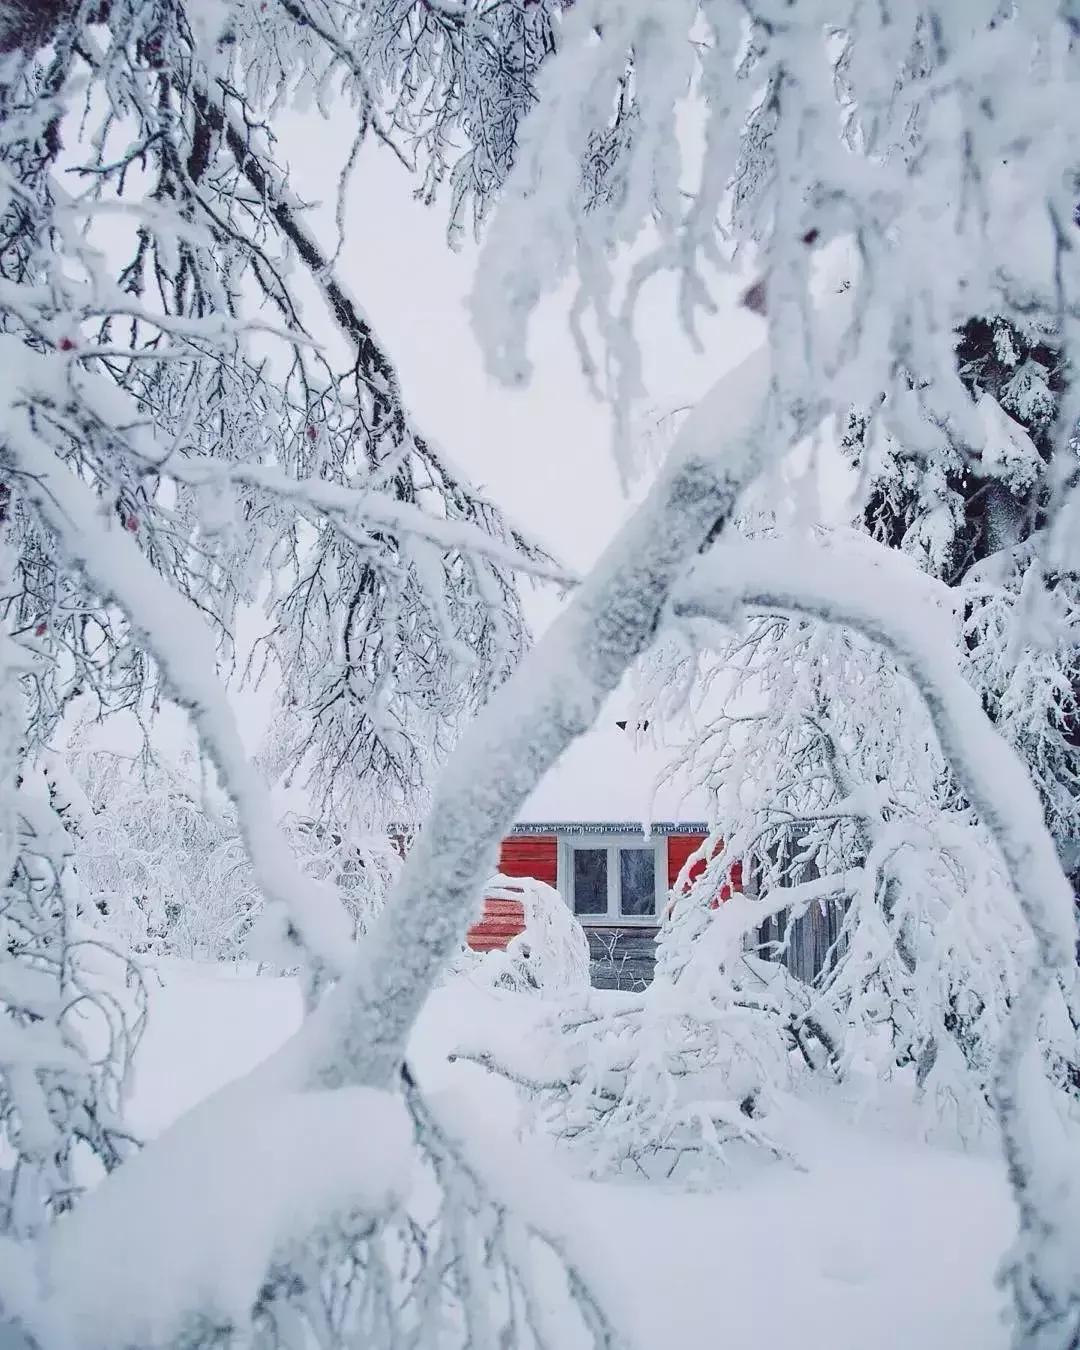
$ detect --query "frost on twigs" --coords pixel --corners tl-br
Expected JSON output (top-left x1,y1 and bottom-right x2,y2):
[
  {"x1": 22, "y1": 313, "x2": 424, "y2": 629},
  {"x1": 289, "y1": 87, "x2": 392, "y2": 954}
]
[
  {"x1": 474, "y1": 2, "x2": 1080, "y2": 518},
  {"x1": 463, "y1": 983, "x2": 801, "y2": 1184},
  {"x1": 0, "y1": 779, "x2": 144, "y2": 1236},
  {"x1": 69, "y1": 731, "x2": 399, "y2": 965},
  {"x1": 393, "y1": 1065, "x2": 624, "y2": 1350},
  {"x1": 640, "y1": 553, "x2": 1043, "y2": 1136}
]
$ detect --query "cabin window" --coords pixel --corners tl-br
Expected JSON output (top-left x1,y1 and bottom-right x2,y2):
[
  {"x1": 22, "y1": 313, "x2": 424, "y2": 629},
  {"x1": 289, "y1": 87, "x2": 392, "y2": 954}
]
[
  {"x1": 572, "y1": 848, "x2": 608, "y2": 916},
  {"x1": 564, "y1": 838, "x2": 662, "y2": 922},
  {"x1": 618, "y1": 847, "x2": 656, "y2": 916}
]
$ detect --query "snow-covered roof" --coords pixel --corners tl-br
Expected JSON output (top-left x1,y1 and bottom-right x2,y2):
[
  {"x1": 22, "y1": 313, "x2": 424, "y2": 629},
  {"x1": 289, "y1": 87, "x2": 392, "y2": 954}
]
[{"x1": 517, "y1": 719, "x2": 710, "y2": 829}]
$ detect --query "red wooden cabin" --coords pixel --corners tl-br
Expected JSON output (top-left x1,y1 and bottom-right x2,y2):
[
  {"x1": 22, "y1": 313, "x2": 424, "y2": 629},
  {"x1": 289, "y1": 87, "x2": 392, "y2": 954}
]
[{"x1": 465, "y1": 722, "x2": 741, "y2": 956}]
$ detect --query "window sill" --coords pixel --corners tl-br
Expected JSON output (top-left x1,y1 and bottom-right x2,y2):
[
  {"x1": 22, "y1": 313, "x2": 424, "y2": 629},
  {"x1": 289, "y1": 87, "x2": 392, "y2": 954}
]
[{"x1": 575, "y1": 916, "x2": 660, "y2": 929}]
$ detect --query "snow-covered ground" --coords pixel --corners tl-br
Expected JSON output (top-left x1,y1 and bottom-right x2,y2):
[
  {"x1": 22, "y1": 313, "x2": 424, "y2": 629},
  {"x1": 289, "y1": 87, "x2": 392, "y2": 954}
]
[{"x1": 128, "y1": 961, "x2": 1012, "y2": 1350}]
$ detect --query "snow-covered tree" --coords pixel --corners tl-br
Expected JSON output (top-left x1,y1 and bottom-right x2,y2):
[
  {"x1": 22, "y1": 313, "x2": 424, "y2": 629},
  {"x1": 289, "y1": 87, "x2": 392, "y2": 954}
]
[
  {"x1": 0, "y1": 566, "x2": 144, "y2": 1267},
  {"x1": 1, "y1": 2, "x2": 1080, "y2": 1349},
  {"x1": 0, "y1": 0, "x2": 562, "y2": 817},
  {"x1": 0, "y1": 1, "x2": 581, "y2": 1343},
  {"x1": 636, "y1": 540, "x2": 1076, "y2": 1136},
  {"x1": 69, "y1": 739, "x2": 399, "y2": 962}
]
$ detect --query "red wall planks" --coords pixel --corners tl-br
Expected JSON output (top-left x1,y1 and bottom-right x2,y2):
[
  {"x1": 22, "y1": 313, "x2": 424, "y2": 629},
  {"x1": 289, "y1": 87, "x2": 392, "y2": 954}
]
[
  {"x1": 465, "y1": 835, "x2": 557, "y2": 951},
  {"x1": 467, "y1": 897, "x2": 526, "y2": 951},
  {"x1": 498, "y1": 834, "x2": 558, "y2": 887},
  {"x1": 667, "y1": 833, "x2": 708, "y2": 892}
]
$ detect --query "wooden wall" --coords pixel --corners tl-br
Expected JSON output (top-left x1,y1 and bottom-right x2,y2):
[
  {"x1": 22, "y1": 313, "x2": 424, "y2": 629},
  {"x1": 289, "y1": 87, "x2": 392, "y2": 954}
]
[{"x1": 498, "y1": 834, "x2": 557, "y2": 887}]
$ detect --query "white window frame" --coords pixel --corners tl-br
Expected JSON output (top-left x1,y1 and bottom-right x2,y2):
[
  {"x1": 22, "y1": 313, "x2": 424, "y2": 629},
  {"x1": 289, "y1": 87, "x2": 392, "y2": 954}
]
[{"x1": 557, "y1": 834, "x2": 665, "y2": 926}]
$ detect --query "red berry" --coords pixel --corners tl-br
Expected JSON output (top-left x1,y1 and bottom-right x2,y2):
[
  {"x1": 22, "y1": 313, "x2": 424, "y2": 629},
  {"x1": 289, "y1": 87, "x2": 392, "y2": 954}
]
[
  {"x1": 124, "y1": 515, "x2": 139, "y2": 532},
  {"x1": 34, "y1": 623, "x2": 46, "y2": 637},
  {"x1": 306, "y1": 424, "x2": 317, "y2": 442},
  {"x1": 58, "y1": 337, "x2": 75, "y2": 351}
]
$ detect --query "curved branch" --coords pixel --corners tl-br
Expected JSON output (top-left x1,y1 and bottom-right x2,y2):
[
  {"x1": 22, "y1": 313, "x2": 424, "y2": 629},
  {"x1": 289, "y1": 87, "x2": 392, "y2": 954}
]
[
  {"x1": 148, "y1": 456, "x2": 573, "y2": 587},
  {"x1": 673, "y1": 532, "x2": 1078, "y2": 1334}
]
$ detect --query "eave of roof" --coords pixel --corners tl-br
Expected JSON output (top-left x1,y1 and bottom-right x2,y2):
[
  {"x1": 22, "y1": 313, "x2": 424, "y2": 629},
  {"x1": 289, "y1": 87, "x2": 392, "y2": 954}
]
[{"x1": 511, "y1": 821, "x2": 708, "y2": 835}]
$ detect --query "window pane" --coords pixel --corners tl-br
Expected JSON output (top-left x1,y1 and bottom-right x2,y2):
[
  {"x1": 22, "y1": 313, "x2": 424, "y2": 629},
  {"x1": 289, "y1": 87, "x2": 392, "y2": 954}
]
[
  {"x1": 618, "y1": 848, "x2": 656, "y2": 916},
  {"x1": 572, "y1": 848, "x2": 608, "y2": 916}
]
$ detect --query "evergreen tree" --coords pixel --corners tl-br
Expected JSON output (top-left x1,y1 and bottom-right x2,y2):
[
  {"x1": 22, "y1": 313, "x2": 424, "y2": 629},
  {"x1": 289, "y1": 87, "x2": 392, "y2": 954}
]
[{"x1": 847, "y1": 317, "x2": 1080, "y2": 885}]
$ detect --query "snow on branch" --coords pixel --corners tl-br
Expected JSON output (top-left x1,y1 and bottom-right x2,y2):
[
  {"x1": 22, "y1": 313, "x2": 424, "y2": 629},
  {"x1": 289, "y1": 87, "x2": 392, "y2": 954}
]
[
  {"x1": 695, "y1": 870, "x2": 866, "y2": 962},
  {"x1": 49, "y1": 1077, "x2": 414, "y2": 1346},
  {"x1": 473, "y1": 2, "x2": 1080, "y2": 512},
  {"x1": 160, "y1": 457, "x2": 573, "y2": 588}
]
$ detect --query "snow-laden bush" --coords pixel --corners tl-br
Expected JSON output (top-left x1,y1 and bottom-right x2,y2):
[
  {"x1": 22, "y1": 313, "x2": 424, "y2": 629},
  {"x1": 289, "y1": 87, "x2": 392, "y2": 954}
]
[
  {"x1": 461, "y1": 875, "x2": 591, "y2": 998},
  {"x1": 457, "y1": 877, "x2": 837, "y2": 1180},
  {"x1": 514, "y1": 989, "x2": 800, "y2": 1181}
]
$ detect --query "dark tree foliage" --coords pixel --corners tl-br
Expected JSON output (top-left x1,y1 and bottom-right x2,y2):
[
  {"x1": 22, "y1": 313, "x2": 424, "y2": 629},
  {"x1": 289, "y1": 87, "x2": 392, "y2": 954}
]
[
  {"x1": 857, "y1": 316, "x2": 1066, "y2": 585},
  {"x1": 844, "y1": 316, "x2": 1080, "y2": 886}
]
